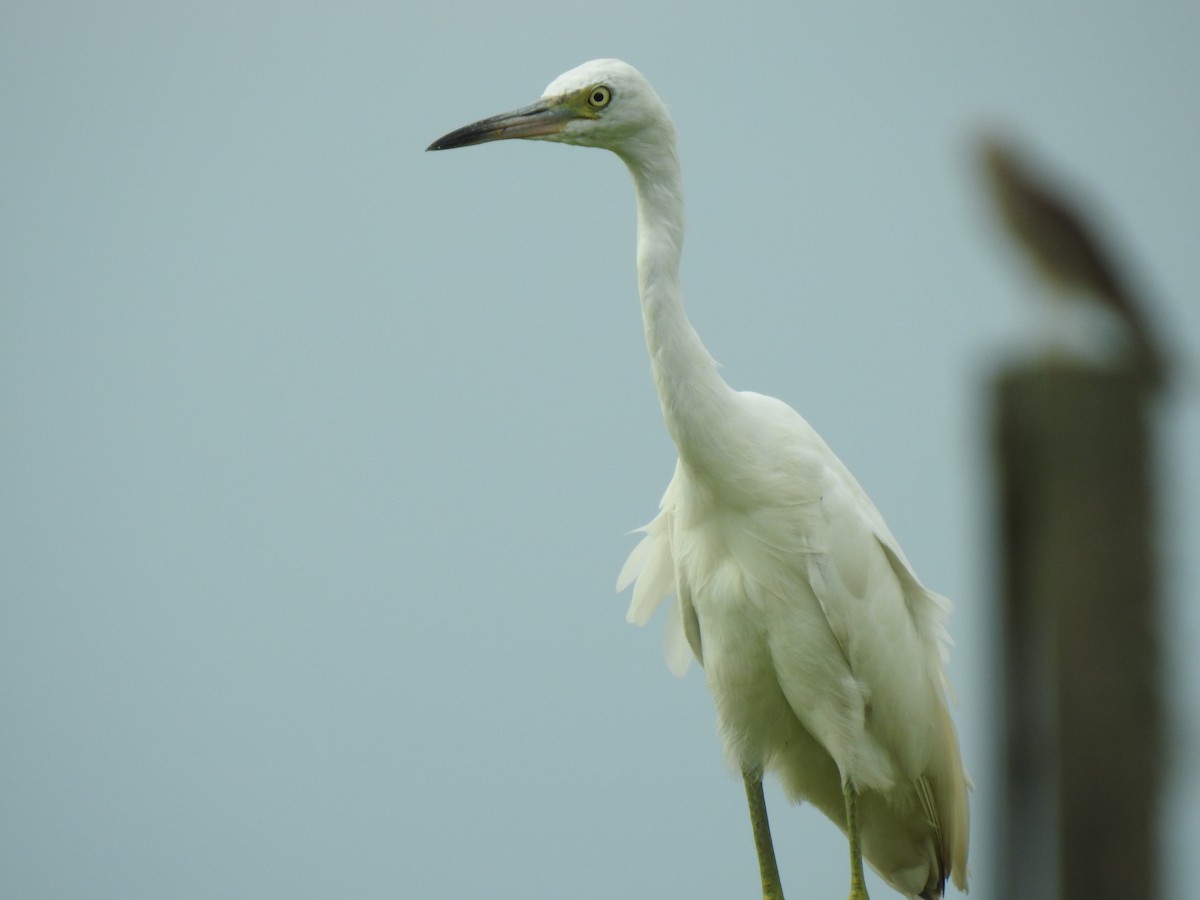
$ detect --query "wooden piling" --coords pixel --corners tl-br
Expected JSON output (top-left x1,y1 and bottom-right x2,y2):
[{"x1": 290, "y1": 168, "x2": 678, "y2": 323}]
[{"x1": 993, "y1": 361, "x2": 1160, "y2": 900}]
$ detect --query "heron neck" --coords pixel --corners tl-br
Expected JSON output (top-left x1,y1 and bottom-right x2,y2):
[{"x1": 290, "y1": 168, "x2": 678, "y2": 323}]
[{"x1": 622, "y1": 143, "x2": 737, "y2": 473}]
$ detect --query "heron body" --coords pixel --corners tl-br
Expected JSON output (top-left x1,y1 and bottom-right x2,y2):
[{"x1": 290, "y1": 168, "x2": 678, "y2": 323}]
[{"x1": 429, "y1": 59, "x2": 969, "y2": 899}]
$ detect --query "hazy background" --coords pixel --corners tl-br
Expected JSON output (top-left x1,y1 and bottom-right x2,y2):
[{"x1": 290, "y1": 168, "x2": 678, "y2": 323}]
[{"x1": 3, "y1": 3, "x2": 1197, "y2": 897}]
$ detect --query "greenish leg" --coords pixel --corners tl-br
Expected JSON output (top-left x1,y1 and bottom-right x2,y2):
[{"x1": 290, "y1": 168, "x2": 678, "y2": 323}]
[
  {"x1": 742, "y1": 771, "x2": 785, "y2": 900},
  {"x1": 843, "y1": 781, "x2": 870, "y2": 900}
]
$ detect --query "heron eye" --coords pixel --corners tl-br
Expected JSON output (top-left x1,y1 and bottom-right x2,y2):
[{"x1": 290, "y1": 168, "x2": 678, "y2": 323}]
[{"x1": 587, "y1": 86, "x2": 612, "y2": 109}]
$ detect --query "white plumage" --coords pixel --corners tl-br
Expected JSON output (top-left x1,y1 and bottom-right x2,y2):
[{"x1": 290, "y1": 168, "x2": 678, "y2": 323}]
[
  {"x1": 618, "y1": 403, "x2": 969, "y2": 897},
  {"x1": 429, "y1": 58, "x2": 969, "y2": 900}
]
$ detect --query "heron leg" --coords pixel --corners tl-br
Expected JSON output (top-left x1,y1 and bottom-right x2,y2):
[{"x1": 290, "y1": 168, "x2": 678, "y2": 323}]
[
  {"x1": 742, "y1": 770, "x2": 785, "y2": 900},
  {"x1": 843, "y1": 780, "x2": 870, "y2": 900}
]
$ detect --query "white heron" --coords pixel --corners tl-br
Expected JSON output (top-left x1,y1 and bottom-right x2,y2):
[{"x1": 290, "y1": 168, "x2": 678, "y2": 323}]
[{"x1": 428, "y1": 59, "x2": 970, "y2": 900}]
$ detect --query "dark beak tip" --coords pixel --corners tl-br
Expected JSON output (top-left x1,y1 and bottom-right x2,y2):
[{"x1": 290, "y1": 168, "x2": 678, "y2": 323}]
[
  {"x1": 426, "y1": 130, "x2": 478, "y2": 152},
  {"x1": 426, "y1": 101, "x2": 560, "y2": 154}
]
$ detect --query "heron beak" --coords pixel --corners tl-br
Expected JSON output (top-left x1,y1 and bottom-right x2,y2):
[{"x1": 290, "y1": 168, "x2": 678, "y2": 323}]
[{"x1": 426, "y1": 100, "x2": 576, "y2": 151}]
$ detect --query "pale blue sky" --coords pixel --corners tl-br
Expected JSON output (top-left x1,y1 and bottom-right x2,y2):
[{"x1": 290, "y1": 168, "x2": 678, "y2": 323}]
[{"x1": 3, "y1": 3, "x2": 1197, "y2": 898}]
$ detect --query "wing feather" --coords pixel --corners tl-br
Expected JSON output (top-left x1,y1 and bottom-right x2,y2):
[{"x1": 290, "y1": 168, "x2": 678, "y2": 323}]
[{"x1": 617, "y1": 465, "x2": 699, "y2": 675}]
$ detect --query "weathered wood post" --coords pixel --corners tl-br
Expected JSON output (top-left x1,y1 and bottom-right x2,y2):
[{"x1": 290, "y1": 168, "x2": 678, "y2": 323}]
[{"x1": 993, "y1": 361, "x2": 1161, "y2": 900}]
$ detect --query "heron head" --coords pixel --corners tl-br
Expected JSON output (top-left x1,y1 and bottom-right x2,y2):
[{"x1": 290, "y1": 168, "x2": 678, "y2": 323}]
[{"x1": 427, "y1": 59, "x2": 673, "y2": 158}]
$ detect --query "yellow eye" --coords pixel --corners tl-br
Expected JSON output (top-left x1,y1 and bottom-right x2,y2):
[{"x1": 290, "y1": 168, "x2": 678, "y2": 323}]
[{"x1": 587, "y1": 85, "x2": 612, "y2": 109}]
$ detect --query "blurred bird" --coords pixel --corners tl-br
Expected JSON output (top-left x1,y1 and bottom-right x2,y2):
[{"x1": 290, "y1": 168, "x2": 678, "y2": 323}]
[
  {"x1": 429, "y1": 60, "x2": 970, "y2": 900},
  {"x1": 980, "y1": 136, "x2": 1166, "y2": 388}
]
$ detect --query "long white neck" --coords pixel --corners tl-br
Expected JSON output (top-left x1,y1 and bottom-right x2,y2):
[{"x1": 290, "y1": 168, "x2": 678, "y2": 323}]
[{"x1": 619, "y1": 138, "x2": 739, "y2": 476}]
